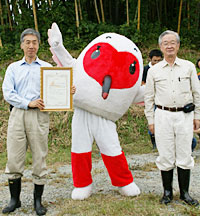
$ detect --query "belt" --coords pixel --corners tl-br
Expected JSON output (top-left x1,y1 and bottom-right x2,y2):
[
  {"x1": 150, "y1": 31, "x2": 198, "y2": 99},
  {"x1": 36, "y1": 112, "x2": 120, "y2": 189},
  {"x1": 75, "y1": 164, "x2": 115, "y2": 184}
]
[{"x1": 156, "y1": 105, "x2": 184, "y2": 112}]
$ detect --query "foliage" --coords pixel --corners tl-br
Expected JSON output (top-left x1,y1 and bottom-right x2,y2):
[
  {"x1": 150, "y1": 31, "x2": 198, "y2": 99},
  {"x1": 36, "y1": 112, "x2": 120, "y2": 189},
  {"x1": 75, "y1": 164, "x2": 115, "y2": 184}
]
[{"x1": 0, "y1": 0, "x2": 200, "y2": 52}]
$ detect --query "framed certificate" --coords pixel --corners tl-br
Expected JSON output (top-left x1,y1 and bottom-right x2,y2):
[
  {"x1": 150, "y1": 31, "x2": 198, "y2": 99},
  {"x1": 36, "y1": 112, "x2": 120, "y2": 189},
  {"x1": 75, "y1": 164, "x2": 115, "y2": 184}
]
[{"x1": 40, "y1": 67, "x2": 73, "y2": 111}]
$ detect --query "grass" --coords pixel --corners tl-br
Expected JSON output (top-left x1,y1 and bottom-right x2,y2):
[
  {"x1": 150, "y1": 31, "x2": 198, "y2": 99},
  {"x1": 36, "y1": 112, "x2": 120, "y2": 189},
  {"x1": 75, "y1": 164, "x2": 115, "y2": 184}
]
[
  {"x1": 43, "y1": 193, "x2": 200, "y2": 216},
  {"x1": 1, "y1": 47, "x2": 200, "y2": 215}
]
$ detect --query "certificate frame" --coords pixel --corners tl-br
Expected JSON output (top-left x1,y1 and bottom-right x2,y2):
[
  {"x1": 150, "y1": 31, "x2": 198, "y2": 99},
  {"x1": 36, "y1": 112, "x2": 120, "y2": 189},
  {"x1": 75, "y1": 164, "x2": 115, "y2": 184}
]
[{"x1": 40, "y1": 67, "x2": 73, "y2": 111}]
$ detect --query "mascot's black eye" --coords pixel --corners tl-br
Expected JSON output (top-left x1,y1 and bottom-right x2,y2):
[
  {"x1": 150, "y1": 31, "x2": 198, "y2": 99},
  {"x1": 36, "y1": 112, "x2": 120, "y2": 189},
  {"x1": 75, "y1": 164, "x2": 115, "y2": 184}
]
[
  {"x1": 106, "y1": 36, "x2": 111, "y2": 39},
  {"x1": 91, "y1": 46, "x2": 101, "y2": 59},
  {"x1": 129, "y1": 61, "x2": 137, "y2": 75},
  {"x1": 134, "y1": 48, "x2": 138, "y2": 52}
]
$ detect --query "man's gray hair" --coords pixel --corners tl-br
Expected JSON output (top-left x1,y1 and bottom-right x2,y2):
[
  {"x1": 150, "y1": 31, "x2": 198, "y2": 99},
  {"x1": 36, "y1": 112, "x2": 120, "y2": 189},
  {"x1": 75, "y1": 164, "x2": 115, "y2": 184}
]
[
  {"x1": 20, "y1": 28, "x2": 40, "y2": 43},
  {"x1": 158, "y1": 30, "x2": 180, "y2": 45}
]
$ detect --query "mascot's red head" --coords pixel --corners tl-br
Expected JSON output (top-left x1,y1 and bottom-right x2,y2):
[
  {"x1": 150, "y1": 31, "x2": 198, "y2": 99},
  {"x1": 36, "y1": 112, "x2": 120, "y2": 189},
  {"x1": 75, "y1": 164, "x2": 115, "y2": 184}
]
[{"x1": 83, "y1": 42, "x2": 140, "y2": 99}]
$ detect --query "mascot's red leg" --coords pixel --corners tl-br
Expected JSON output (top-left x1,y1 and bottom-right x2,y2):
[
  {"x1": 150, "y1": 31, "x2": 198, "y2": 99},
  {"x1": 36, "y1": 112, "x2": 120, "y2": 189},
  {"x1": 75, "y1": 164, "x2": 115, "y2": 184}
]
[
  {"x1": 71, "y1": 152, "x2": 92, "y2": 187},
  {"x1": 101, "y1": 151, "x2": 133, "y2": 186}
]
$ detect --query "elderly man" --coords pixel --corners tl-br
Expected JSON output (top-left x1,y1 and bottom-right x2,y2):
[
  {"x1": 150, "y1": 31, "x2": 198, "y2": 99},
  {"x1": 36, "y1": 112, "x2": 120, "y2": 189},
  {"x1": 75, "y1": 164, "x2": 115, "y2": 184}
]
[
  {"x1": 2, "y1": 28, "x2": 51, "y2": 215},
  {"x1": 144, "y1": 30, "x2": 200, "y2": 206}
]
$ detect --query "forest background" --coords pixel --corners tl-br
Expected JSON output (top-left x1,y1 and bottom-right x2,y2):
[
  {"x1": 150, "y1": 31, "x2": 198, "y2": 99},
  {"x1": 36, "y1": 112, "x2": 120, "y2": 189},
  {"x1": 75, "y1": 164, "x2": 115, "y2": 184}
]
[
  {"x1": 0, "y1": 0, "x2": 200, "y2": 56},
  {"x1": 1, "y1": 0, "x2": 200, "y2": 215}
]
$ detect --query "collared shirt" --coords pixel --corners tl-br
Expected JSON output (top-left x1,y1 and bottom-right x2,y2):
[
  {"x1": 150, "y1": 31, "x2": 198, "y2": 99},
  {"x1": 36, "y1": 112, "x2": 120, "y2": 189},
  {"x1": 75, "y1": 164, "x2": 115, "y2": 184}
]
[
  {"x1": 144, "y1": 57, "x2": 200, "y2": 124},
  {"x1": 148, "y1": 62, "x2": 153, "y2": 68},
  {"x1": 2, "y1": 57, "x2": 52, "y2": 110}
]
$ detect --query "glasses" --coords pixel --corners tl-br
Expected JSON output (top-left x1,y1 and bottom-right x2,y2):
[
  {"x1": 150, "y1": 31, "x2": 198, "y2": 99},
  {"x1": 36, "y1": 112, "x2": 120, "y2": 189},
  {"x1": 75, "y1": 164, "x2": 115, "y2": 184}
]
[{"x1": 162, "y1": 41, "x2": 177, "y2": 47}]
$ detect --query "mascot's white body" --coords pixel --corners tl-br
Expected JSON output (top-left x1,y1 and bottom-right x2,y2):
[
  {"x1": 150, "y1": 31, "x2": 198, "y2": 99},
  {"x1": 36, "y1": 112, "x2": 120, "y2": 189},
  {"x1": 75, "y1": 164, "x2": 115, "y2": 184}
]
[{"x1": 48, "y1": 23, "x2": 144, "y2": 200}]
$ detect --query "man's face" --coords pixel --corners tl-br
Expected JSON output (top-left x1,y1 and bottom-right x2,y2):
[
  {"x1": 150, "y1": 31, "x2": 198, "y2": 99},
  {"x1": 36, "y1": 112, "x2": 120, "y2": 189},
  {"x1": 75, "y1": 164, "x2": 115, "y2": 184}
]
[
  {"x1": 21, "y1": 34, "x2": 39, "y2": 59},
  {"x1": 160, "y1": 34, "x2": 180, "y2": 58},
  {"x1": 151, "y1": 56, "x2": 162, "y2": 66},
  {"x1": 198, "y1": 61, "x2": 200, "y2": 69}
]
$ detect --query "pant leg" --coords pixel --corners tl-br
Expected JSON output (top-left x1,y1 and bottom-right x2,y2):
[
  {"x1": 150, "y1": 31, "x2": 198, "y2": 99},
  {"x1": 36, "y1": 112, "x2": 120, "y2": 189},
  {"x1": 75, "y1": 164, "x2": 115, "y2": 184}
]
[
  {"x1": 101, "y1": 152, "x2": 133, "y2": 186},
  {"x1": 5, "y1": 108, "x2": 27, "y2": 179},
  {"x1": 154, "y1": 108, "x2": 176, "y2": 171},
  {"x1": 94, "y1": 117, "x2": 133, "y2": 186},
  {"x1": 71, "y1": 108, "x2": 94, "y2": 153},
  {"x1": 25, "y1": 109, "x2": 49, "y2": 185},
  {"x1": 174, "y1": 111, "x2": 194, "y2": 169},
  {"x1": 94, "y1": 117, "x2": 122, "y2": 156},
  {"x1": 71, "y1": 108, "x2": 94, "y2": 187}
]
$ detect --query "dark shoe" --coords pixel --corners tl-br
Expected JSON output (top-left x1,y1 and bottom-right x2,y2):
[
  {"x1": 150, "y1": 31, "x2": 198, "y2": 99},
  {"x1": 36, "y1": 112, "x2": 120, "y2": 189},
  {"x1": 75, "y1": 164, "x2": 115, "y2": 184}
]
[
  {"x1": 34, "y1": 184, "x2": 47, "y2": 216},
  {"x1": 180, "y1": 191, "x2": 199, "y2": 206},
  {"x1": 160, "y1": 170, "x2": 173, "y2": 205},
  {"x1": 2, "y1": 178, "x2": 21, "y2": 214},
  {"x1": 177, "y1": 167, "x2": 199, "y2": 206},
  {"x1": 160, "y1": 190, "x2": 173, "y2": 204}
]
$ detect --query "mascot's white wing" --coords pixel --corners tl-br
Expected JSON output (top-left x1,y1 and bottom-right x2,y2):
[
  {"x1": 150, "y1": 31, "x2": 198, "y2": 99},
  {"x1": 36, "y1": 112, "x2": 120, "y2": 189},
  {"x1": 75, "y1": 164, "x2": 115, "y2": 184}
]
[
  {"x1": 133, "y1": 85, "x2": 145, "y2": 103},
  {"x1": 48, "y1": 22, "x2": 76, "y2": 67}
]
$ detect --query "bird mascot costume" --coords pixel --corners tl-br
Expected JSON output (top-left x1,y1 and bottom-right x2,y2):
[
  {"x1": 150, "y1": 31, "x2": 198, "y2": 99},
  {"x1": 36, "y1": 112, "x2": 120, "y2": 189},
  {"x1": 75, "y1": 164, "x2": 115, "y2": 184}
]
[{"x1": 48, "y1": 23, "x2": 144, "y2": 200}]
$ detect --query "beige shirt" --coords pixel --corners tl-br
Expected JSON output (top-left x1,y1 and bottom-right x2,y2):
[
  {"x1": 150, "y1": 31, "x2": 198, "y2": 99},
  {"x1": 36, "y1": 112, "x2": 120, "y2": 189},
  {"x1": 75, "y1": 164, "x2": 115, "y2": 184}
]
[{"x1": 144, "y1": 57, "x2": 200, "y2": 124}]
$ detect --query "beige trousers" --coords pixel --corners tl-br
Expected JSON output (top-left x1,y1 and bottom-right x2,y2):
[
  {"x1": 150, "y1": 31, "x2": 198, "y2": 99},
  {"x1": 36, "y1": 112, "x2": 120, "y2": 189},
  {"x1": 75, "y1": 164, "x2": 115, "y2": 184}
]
[
  {"x1": 5, "y1": 107, "x2": 49, "y2": 185},
  {"x1": 155, "y1": 108, "x2": 194, "y2": 171}
]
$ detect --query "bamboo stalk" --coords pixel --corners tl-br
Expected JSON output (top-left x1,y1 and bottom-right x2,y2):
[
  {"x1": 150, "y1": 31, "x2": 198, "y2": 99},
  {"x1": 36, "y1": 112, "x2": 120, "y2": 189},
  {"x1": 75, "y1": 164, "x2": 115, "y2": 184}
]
[
  {"x1": 6, "y1": 0, "x2": 13, "y2": 30},
  {"x1": 126, "y1": 0, "x2": 129, "y2": 26},
  {"x1": 0, "y1": 0, "x2": 3, "y2": 25},
  {"x1": 187, "y1": 0, "x2": 190, "y2": 30},
  {"x1": 94, "y1": 0, "x2": 101, "y2": 24},
  {"x1": 100, "y1": 0, "x2": 105, "y2": 23},
  {"x1": 75, "y1": 0, "x2": 80, "y2": 39},
  {"x1": 32, "y1": 0, "x2": 39, "y2": 32},
  {"x1": 48, "y1": 0, "x2": 52, "y2": 7},
  {"x1": 177, "y1": 0, "x2": 182, "y2": 34},
  {"x1": 0, "y1": 36, "x2": 2, "y2": 47},
  {"x1": 0, "y1": 0, "x2": 3, "y2": 47},
  {"x1": 78, "y1": 0, "x2": 82, "y2": 20},
  {"x1": 137, "y1": 0, "x2": 140, "y2": 31}
]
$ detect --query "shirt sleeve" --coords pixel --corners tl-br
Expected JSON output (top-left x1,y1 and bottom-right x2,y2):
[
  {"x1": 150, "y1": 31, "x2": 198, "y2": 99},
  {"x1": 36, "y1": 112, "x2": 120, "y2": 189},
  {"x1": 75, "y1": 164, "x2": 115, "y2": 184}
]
[
  {"x1": 2, "y1": 64, "x2": 30, "y2": 110},
  {"x1": 190, "y1": 63, "x2": 200, "y2": 119},
  {"x1": 144, "y1": 68, "x2": 155, "y2": 125}
]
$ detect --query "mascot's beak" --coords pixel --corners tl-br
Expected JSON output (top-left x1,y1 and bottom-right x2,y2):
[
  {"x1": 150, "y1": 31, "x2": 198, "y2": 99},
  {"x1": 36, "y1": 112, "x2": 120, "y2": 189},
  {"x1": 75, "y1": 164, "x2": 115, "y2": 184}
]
[{"x1": 102, "y1": 75, "x2": 112, "y2": 99}]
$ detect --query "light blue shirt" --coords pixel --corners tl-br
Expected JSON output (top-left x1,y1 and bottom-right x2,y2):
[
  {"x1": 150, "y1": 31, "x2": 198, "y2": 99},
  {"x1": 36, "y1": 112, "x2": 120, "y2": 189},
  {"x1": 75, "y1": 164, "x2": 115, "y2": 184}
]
[{"x1": 2, "y1": 57, "x2": 52, "y2": 110}]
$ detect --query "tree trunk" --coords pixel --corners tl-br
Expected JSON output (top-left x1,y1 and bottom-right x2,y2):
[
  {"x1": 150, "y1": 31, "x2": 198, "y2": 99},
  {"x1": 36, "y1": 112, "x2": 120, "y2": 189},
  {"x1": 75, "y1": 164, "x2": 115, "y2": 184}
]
[
  {"x1": 78, "y1": 0, "x2": 83, "y2": 20},
  {"x1": 94, "y1": 0, "x2": 101, "y2": 24},
  {"x1": 177, "y1": 0, "x2": 182, "y2": 34},
  {"x1": 32, "y1": 0, "x2": 39, "y2": 32},
  {"x1": 126, "y1": 0, "x2": 129, "y2": 26},
  {"x1": 74, "y1": 0, "x2": 80, "y2": 39},
  {"x1": 137, "y1": 0, "x2": 141, "y2": 31},
  {"x1": 100, "y1": 0, "x2": 105, "y2": 23},
  {"x1": 6, "y1": 0, "x2": 13, "y2": 30}
]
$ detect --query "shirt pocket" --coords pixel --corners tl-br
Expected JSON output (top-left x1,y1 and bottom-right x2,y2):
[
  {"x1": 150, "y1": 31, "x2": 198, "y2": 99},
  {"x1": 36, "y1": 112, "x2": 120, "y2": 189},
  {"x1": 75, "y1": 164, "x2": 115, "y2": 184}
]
[
  {"x1": 154, "y1": 77, "x2": 168, "y2": 90},
  {"x1": 179, "y1": 76, "x2": 190, "y2": 93}
]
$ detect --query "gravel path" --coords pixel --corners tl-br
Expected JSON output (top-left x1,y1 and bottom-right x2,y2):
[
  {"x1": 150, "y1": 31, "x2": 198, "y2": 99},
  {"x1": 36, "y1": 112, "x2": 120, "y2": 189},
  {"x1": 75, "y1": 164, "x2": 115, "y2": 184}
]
[{"x1": 0, "y1": 149, "x2": 200, "y2": 216}]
